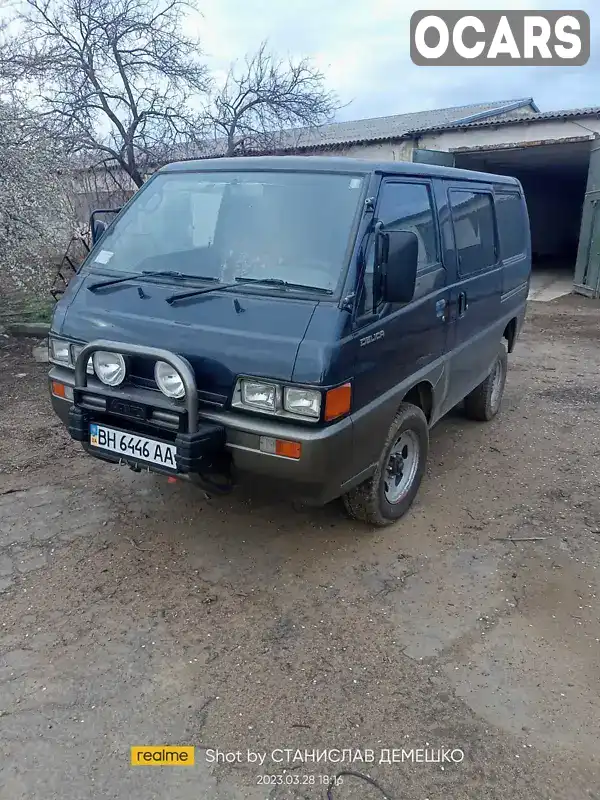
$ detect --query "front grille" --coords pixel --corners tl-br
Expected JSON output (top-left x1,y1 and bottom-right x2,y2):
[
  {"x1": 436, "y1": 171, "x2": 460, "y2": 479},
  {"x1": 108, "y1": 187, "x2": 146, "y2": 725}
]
[
  {"x1": 150, "y1": 409, "x2": 180, "y2": 430},
  {"x1": 78, "y1": 394, "x2": 182, "y2": 433},
  {"x1": 127, "y1": 357, "x2": 228, "y2": 409},
  {"x1": 79, "y1": 393, "x2": 106, "y2": 413},
  {"x1": 195, "y1": 389, "x2": 228, "y2": 408},
  {"x1": 129, "y1": 356, "x2": 154, "y2": 382}
]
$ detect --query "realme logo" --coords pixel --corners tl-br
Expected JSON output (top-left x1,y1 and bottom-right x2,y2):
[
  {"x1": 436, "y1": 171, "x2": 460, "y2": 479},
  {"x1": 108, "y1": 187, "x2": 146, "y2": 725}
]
[{"x1": 131, "y1": 746, "x2": 195, "y2": 766}]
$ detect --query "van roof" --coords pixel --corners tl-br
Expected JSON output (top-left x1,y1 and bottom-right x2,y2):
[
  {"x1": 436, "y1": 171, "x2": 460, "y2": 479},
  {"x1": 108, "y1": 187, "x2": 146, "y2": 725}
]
[{"x1": 159, "y1": 155, "x2": 521, "y2": 186}]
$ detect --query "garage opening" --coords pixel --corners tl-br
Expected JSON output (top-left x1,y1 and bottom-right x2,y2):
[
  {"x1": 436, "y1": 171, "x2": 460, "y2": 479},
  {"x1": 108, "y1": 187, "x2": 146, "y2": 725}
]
[{"x1": 453, "y1": 140, "x2": 590, "y2": 298}]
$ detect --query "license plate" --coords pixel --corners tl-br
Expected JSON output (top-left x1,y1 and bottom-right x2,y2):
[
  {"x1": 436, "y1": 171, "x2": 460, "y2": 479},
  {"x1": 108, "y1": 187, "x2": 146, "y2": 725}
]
[{"x1": 89, "y1": 423, "x2": 177, "y2": 470}]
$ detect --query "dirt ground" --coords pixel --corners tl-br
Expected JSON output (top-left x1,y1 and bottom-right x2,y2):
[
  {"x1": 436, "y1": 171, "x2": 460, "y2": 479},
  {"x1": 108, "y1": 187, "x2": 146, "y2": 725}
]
[{"x1": 1, "y1": 295, "x2": 599, "y2": 800}]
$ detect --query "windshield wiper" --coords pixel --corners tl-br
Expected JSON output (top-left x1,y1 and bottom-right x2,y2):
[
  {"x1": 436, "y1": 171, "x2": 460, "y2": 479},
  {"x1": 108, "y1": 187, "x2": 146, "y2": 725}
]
[
  {"x1": 235, "y1": 277, "x2": 334, "y2": 293},
  {"x1": 166, "y1": 276, "x2": 333, "y2": 305},
  {"x1": 88, "y1": 270, "x2": 218, "y2": 292}
]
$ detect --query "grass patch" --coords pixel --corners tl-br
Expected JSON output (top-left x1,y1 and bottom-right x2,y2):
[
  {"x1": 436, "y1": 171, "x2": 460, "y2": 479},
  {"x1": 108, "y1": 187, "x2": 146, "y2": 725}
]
[{"x1": 19, "y1": 296, "x2": 56, "y2": 324}]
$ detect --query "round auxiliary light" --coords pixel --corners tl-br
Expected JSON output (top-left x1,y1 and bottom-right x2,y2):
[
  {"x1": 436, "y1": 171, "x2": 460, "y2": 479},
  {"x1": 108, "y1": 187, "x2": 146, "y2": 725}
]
[
  {"x1": 92, "y1": 351, "x2": 126, "y2": 387},
  {"x1": 154, "y1": 360, "x2": 185, "y2": 399}
]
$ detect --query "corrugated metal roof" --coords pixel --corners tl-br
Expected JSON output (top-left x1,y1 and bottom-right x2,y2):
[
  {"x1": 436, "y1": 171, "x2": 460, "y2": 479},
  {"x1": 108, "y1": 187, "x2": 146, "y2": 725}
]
[
  {"x1": 410, "y1": 106, "x2": 600, "y2": 134},
  {"x1": 283, "y1": 98, "x2": 536, "y2": 150},
  {"x1": 168, "y1": 98, "x2": 536, "y2": 160},
  {"x1": 159, "y1": 98, "x2": 600, "y2": 164}
]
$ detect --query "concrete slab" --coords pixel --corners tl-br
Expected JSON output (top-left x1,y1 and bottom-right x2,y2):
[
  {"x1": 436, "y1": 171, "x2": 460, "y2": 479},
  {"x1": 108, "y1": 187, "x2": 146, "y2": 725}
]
[
  {"x1": 32, "y1": 341, "x2": 49, "y2": 363},
  {"x1": 6, "y1": 322, "x2": 51, "y2": 337},
  {"x1": 528, "y1": 268, "x2": 573, "y2": 303}
]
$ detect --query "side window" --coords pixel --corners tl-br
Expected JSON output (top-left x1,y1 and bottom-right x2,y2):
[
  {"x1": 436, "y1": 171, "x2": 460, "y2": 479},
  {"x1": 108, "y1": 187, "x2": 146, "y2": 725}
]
[
  {"x1": 357, "y1": 182, "x2": 438, "y2": 317},
  {"x1": 378, "y1": 182, "x2": 439, "y2": 270},
  {"x1": 494, "y1": 191, "x2": 526, "y2": 260},
  {"x1": 449, "y1": 190, "x2": 497, "y2": 275}
]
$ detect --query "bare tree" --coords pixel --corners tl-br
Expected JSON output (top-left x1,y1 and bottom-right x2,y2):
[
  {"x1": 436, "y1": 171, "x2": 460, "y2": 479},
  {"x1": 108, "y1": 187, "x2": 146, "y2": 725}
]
[
  {"x1": 206, "y1": 41, "x2": 339, "y2": 157},
  {"x1": 0, "y1": 103, "x2": 75, "y2": 294},
  {"x1": 0, "y1": 10, "x2": 12, "y2": 93},
  {"x1": 2, "y1": 0, "x2": 211, "y2": 187}
]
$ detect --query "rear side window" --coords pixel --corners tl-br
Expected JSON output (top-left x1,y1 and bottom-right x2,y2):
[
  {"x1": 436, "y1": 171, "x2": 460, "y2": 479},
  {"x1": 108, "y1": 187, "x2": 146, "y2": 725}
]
[
  {"x1": 494, "y1": 191, "x2": 527, "y2": 259},
  {"x1": 378, "y1": 182, "x2": 439, "y2": 271},
  {"x1": 449, "y1": 190, "x2": 497, "y2": 275}
]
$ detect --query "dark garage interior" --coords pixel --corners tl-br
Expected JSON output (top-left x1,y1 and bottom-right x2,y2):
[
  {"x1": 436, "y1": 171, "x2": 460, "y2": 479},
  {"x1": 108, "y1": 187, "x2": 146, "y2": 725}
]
[{"x1": 453, "y1": 140, "x2": 590, "y2": 277}]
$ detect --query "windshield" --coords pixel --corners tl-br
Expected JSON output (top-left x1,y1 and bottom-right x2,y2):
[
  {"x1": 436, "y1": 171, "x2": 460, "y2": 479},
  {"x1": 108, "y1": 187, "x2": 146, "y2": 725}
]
[{"x1": 89, "y1": 170, "x2": 366, "y2": 293}]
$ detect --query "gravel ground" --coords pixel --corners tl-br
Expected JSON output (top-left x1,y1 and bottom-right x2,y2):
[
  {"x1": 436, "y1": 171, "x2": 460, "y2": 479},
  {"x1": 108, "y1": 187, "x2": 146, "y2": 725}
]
[{"x1": 0, "y1": 295, "x2": 599, "y2": 800}]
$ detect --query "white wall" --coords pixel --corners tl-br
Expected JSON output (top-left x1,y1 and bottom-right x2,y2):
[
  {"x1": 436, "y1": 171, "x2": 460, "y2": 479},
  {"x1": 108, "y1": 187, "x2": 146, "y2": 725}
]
[
  {"x1": 416, "y1": 117, "x2": 600, "y2": 153},
  {"x1": 342, "y1": 140, "x2": 413, "y2": 161},
  {"x1": 302, "y1": 140, "x2": 414, "y2": 161}
]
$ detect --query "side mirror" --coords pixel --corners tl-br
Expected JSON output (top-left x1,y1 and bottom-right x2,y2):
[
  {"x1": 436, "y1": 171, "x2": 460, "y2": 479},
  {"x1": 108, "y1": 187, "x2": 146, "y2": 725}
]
[
  {"x1": 381, "y1": 229, "x2": 419, "y2": 304},
  {"x1": 89, "y1": 207, "x2": 122, "y2": 246},
  {"x1": 91, "y1": 219, "x2": 108, "y2": 245},
  {"x1": 373, "y1": 220, "x2": 387, "y2": 267}
]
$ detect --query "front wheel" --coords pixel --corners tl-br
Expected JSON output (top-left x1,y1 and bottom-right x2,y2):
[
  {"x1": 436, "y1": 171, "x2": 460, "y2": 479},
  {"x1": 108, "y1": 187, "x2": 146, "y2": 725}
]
[{"x1": 343, "y1": 403, "x2": 429, "y2": 527}]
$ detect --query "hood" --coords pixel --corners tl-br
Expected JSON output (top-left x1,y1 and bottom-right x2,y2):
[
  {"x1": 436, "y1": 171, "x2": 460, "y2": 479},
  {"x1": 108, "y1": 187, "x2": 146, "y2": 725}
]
[{"x1": 55, "y1": 273, "x2": 319, "y2": 401}]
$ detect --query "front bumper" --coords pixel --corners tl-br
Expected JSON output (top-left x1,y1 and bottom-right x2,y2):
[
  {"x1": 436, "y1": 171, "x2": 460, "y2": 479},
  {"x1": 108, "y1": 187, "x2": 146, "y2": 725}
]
[
  {"x1": 66, "y1": 404, "x2": 225, "y2": 475},
  {"x1": 49, "y1": 342, "x2": 355, "y2": 504}
]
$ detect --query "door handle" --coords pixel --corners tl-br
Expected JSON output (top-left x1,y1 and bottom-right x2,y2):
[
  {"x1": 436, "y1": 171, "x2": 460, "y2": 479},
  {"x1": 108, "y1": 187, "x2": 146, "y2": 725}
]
[{"x1": 458, "y1": 292, "x2": 468, "y2": 317}]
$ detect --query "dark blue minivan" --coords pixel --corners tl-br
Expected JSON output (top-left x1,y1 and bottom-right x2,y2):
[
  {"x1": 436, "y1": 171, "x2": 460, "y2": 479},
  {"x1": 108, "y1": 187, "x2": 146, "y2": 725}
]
[{"x1": 49, "y1": 156, "x2": 530, "y2": 525}]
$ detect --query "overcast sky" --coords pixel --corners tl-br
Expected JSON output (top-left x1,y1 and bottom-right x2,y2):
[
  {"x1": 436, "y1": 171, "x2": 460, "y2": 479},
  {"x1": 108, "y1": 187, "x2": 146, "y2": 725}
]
[{"x1": 195, "y1": 0, "x2": 599, "y2": 121}]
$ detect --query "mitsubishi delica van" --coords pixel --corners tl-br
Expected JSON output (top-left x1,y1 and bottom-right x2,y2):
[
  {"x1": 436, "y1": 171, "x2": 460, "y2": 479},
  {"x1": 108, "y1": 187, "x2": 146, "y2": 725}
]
[{"x1": 49, "y1": 156, "x2": 530, "y2": 526}]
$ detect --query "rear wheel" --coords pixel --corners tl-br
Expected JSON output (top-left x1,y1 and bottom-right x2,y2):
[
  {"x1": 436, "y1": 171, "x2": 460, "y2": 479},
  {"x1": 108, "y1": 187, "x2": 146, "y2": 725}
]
[
  {"x1": 464, "y1": 344, "x2": 508, "y2": 422},
  {"x1": 343, "y1": 403, "x2": 429, "y2": 527}
]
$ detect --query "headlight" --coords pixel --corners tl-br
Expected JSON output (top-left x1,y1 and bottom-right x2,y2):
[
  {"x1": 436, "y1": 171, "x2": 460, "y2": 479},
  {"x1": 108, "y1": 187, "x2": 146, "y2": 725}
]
[
  {"x1": 93, "y1": 351, "x2": 126, "y2": 386},
  {"x1": 155, "y1": 361, "x2": 185, "y2": 399},
  {"x1": 283, "y1": 386, "x2": 321, "y2": 418},
  {"x1": 70, "y1": 345, "x2": 94, "y2": 375},
  {"x1": 241, "y1": 379, "x2": 281, "y2": 412},
  {"x1": 49, "y1": 338, "x2": 71, "y2": 365}
]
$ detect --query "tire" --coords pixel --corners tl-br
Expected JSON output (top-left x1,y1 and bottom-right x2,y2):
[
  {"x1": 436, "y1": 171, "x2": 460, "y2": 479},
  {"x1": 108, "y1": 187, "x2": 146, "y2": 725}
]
[
  {"x1": 464, "y1": 344, "x2": 508, "y2": 422},
  {"x1": 343, "y1": 402, "x2": 429, "y2": 527}
]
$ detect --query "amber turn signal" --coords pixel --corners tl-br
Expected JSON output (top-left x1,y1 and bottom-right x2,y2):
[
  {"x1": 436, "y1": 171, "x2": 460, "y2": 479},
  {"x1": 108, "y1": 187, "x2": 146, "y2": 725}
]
[
  {"x1": 275, "y1": 439, "x2": 302, "y2": 459},
  {"x1": 324, "y1": 383, "x2": 352, "y2": 421},
  {"x1": 51, "y1": 380, "x2": 67, "y2": 398},
  {"x1": 260, "y1": 436, "x2": 302, "y2": 459}
]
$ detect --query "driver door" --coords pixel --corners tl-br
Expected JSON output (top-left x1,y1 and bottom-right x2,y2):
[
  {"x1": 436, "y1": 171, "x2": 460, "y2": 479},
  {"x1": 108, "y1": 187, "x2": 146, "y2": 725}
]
[{"x1": 351, "y1": 178, "x2": 451, "y2": 412}]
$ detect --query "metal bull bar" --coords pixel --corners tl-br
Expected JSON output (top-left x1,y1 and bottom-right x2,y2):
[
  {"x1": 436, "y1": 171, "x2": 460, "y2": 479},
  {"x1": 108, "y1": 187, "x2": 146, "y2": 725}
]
[
  {"x1": 73, "y1": 339, "x2": 199, "y2": 433},
  {"x1": 68, "y1": 340, "x2": 225, "y2": 474}
]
